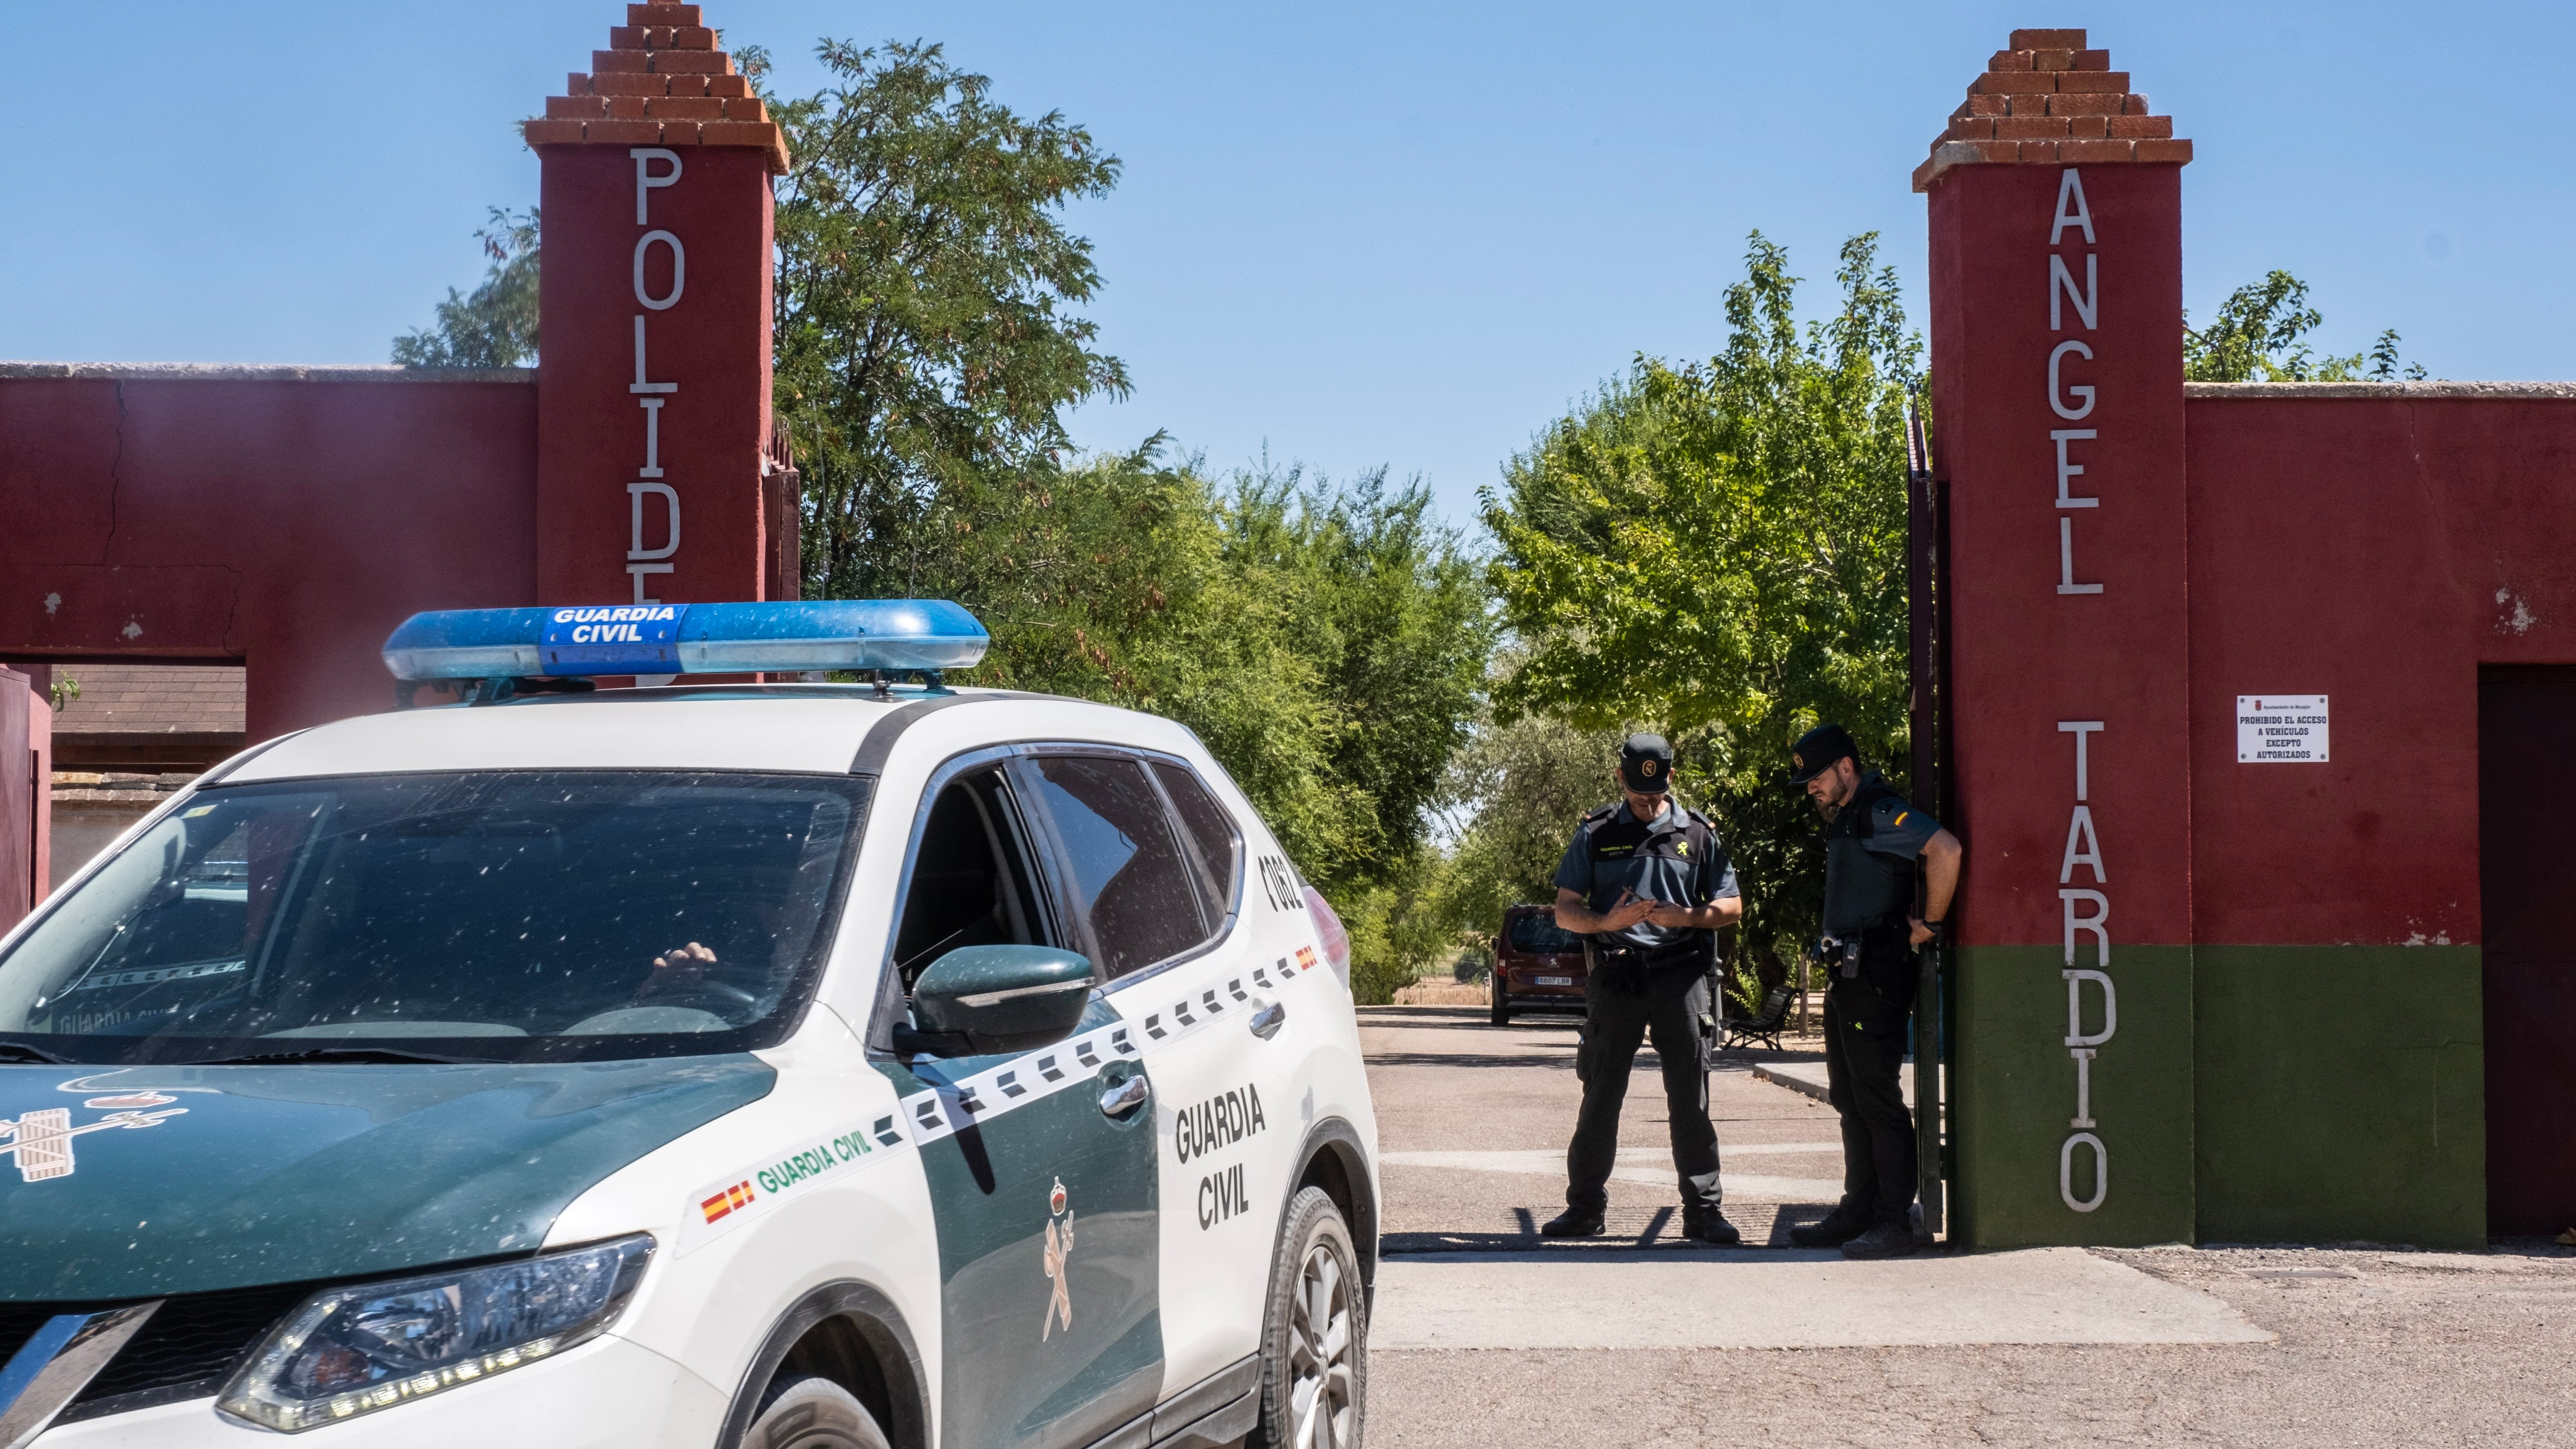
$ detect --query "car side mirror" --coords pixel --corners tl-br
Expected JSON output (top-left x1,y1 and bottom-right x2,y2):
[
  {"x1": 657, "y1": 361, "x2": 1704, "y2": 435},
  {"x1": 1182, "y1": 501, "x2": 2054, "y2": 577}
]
[{"x1": 898, "y1": 945, "x2": 1096, "y2": 1057}]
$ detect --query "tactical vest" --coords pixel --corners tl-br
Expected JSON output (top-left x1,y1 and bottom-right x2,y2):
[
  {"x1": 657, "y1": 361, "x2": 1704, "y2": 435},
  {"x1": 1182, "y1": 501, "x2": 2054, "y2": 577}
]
[{"x1": 1821, "y1": 773, "x2": 1917, "y2": 937}]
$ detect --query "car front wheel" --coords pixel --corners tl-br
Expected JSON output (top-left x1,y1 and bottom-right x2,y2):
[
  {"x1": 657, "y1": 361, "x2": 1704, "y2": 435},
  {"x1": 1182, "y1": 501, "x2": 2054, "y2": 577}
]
[
  {"x1": 1252, "y1": 1185, "x2": 1366, "y2": 1449},
  {"x1": 743, "y1": 1375, "x2": 892, "y2": 1449}
]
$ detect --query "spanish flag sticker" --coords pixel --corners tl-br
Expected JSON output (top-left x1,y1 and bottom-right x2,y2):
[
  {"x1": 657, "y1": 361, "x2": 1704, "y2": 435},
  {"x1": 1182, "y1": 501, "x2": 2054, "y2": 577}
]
[
  {"x1": 700, "y1": 1181, "x2": 755, "y2": 1224},
  {"x1": 1894, "y1": 812, "x2": 1908, "y2": 827}
]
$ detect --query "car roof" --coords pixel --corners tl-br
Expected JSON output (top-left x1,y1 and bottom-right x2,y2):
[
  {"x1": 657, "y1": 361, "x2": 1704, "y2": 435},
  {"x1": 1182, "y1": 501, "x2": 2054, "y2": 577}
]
[{"x1": 218, "y1": 686, "x2": 1165, "y2": 783}]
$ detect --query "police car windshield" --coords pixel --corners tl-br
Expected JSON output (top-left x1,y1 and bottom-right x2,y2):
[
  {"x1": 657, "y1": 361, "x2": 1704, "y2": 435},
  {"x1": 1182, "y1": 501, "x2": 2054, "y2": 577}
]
[{"x1": 0, "y1": 771, "x2": 870, "y2": 1065}]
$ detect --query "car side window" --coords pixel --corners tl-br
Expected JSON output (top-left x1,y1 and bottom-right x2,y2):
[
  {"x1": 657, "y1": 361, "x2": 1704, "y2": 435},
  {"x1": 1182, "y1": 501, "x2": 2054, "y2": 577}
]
[
  {"x1": 1150, "y1": 762, "x2": 1242, "y2": 919},
  {"x1": 890, "y1": 767, "x2": 1052, "y2": 990},
  {"x1": 1025, "y1": 755, "x2": 1209, "y2": 979}
]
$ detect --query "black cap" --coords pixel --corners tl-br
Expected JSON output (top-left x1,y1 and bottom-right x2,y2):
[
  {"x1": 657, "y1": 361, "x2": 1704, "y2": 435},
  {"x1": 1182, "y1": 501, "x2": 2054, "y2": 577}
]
[
  {"x1": 1619, "y1": 733, "x2": 1674, "y2": 794},
  {"x1": 1787, "y1": 724, "x2": 1858, "y2": 785}
]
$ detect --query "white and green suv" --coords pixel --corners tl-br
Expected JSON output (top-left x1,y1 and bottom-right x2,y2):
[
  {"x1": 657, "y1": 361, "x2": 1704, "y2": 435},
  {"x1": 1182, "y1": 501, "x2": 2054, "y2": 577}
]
[{"x1": 0, "y1": 601, "x2": 1379, "y2": 1449}]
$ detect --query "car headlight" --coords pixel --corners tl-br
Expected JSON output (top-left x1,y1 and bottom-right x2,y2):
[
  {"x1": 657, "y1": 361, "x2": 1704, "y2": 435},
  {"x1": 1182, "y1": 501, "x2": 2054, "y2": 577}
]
[{"x1": 216, "y1": 1234, "x2": 654, "y2": 1432}]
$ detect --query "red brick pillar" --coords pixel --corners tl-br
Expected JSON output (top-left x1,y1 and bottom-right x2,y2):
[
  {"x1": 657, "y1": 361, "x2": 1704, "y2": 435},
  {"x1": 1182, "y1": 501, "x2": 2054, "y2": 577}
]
[
  {"x1": 1916, "y1": 30, "x2": 2198, "y2": 1246},
  {"x1": 524, "y1": 3, "x2": 787, "y2": 610}
]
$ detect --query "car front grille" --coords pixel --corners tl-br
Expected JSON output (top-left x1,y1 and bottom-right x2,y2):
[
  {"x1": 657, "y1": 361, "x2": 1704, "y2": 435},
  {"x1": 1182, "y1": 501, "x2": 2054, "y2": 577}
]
[{"x1": 0, "y1": 1279, "x2": 318, "y2": 1423}]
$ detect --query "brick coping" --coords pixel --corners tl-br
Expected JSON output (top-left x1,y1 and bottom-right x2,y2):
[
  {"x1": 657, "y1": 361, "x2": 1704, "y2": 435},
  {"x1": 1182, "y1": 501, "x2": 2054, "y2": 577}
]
[
  {"x1": 2185, "y1": 381, "x2": 2576, "y2": 400},
  {"x1": 0, "y1": 363, "x2": 533, "y2": 383}
]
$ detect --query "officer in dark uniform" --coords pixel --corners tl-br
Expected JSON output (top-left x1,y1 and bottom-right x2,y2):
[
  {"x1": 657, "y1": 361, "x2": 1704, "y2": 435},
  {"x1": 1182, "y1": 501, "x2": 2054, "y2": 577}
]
[
  {"x1": 1783, "y1": 724, "x2": 1962, "y2": 1259},
  {"x1": 1542, "y1": 733, "x2": 1744, "y2": 1244}
]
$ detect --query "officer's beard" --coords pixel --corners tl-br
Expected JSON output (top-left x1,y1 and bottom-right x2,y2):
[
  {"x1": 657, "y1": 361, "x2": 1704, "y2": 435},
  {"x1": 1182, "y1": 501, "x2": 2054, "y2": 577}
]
[{"x1": 1811, "y1": 777, "x2": 1854, "y2": 821}]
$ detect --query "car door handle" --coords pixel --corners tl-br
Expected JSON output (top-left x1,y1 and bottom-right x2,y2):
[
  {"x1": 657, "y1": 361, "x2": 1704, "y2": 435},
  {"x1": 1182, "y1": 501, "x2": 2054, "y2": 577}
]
[
  {"x1": 1249, "y1": 1001, "x2": 1287, "y2": 1040},
  {"x1": 1099, "y1": 1074, "x2": 1150, "y2": 1119}
]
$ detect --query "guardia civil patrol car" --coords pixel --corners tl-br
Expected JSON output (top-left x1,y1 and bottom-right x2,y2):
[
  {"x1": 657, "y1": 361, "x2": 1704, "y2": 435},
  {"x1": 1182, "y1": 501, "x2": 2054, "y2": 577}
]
[{"x1": 0, "y1": 601, "x2": 1379, "y2": 1449}]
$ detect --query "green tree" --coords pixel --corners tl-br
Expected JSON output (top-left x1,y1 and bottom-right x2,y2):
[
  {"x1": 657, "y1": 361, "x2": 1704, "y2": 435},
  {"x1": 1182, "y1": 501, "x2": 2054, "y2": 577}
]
[
  {"x1": 752, "y1": 40, "x2": 1131, "y2": 602},
  {"x1": 1482, "y1": 232, "x2": 1919, "y2": 974},
  {"x1": 2184, "y1": 269, "x2": 2427, "y2": 382},
  {"x1": 1431, "y1": 708, "x2": 1624, "y2": 956},
  {"x1": 916, "y1": 446, "x2": 1490, "y2": 1001},
  {"x1": 392, "y1": 208, "x2": 540, "y2": 367}
]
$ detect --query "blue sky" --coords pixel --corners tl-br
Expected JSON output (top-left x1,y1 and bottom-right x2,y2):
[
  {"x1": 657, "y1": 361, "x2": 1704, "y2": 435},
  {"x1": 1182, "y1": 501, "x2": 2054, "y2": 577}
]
[{"x1": 5, "y1": 2, "x2": 2567, "y2": 533}]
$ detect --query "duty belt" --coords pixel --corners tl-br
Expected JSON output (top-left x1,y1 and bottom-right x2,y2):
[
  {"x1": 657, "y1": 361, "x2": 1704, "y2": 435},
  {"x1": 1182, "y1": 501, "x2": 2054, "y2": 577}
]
[{"x1": 1817, "y1": 925, "x2": 1910, "y2": 980}]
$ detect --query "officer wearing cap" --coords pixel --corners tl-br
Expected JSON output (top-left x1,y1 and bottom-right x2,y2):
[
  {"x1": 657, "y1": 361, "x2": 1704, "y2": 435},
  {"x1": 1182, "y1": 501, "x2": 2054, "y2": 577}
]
[
  {"x1": 1783, "y1": 723, "x2": 1962, "y2": 1259},
  {"x1": 1541, "y1": 733, "x2": 1744, "y2": 1244}
]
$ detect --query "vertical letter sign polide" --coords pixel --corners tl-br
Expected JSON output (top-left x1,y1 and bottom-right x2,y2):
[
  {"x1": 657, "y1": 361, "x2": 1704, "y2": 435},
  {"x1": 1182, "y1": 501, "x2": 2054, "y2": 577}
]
[
  {"x1": 531, "y1": 29, "x2": 783, "y2": 627},
  {"x1": 629, "y1": 149, "x2": 686, "y2": 604},
  {"x1": 1926, "y1": 120, "x2": 2195, "y2": 1245}
]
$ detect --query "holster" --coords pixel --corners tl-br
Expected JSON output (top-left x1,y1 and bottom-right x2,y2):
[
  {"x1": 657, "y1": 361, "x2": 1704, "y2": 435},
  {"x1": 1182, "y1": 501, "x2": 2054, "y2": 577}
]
[{"x1": 1819, "y1": 925, "x2": 1917, "y2": 1010}]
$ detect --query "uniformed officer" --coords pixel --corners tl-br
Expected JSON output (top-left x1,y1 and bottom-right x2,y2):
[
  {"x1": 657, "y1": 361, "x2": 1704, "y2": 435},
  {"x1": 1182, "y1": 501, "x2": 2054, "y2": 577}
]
[
  {"x1": 1783, "y1": 723, "x2": 1962, "y2": 1260},
  {"x1": 1542, "y1": 733, "x2": 1744, "y2": 1244}
]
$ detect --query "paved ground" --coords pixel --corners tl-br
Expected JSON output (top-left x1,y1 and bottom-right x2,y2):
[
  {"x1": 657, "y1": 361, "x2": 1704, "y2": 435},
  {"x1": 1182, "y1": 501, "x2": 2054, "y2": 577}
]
[{"x1": 1359, "y1": 1003, "x2": 2576, "y2": 1447}]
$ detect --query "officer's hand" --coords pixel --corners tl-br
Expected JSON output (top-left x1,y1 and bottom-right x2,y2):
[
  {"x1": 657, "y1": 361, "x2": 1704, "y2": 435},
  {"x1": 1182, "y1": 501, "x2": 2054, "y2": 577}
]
[
  {"x1": 1602, "y1": 892, "x2": 1656, "y2": 930},
  {"x1": 1908, "y1": 916, "x2": 1937, "y2": 949},
  {"x1": 1644, "y1": 901, "x2": 1700, "y2": 928}
]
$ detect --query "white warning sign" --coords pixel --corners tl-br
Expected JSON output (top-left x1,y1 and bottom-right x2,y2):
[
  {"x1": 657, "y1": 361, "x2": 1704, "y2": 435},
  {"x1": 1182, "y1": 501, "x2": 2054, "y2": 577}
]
[{"x1": 2236, "y1": 695, "x2": 2329, "y2": 763}]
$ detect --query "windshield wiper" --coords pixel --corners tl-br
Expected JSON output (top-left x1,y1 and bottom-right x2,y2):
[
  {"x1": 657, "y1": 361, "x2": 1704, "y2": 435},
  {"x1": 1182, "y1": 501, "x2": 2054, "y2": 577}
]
[
  {"x1": 185, "y1": 1046, "x2": 478, "y2": 1067},
  {"x1": 0, "y1": 1041, "x2": 80, "y2": 1065}
]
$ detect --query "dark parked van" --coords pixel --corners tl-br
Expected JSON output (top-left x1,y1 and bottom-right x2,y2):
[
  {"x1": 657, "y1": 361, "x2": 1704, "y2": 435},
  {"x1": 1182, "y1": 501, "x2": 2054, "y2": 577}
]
[{"x1": 1491, "y1": 904, "x2": 1586, "y2": 1024}]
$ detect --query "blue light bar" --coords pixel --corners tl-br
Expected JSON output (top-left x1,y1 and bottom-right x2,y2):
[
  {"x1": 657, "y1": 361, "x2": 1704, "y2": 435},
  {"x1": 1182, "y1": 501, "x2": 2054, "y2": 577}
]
[{"x1": 382, "y1": 600, "x2": 990, "y2": 680}]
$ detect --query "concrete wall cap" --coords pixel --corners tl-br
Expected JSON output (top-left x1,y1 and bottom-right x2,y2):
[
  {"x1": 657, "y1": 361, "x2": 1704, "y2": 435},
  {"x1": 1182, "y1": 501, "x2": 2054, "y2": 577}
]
[
  {"x1": 0, "y1": 362, "x2": 535, "y2": 384},
  {"x1": 2185, "y1": 381, "x2": 2576, "y2": 400}
]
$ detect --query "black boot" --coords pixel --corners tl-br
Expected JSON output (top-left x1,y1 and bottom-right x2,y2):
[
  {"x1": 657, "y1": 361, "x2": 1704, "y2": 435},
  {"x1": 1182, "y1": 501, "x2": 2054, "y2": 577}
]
[
  {"x1": 1680, "y1": 1207, "x2": 1742, "y2": 1246},
  {"x1": 1540, "y1": 1208, "x2": 1604, "y2": 1238},
  {"x1": 1839, "y1": 1219, "x2": 1920, "y2": 1259},
  {"x1": 1788, "y1": 1204, "x2": 1871, "y2": 1248}
]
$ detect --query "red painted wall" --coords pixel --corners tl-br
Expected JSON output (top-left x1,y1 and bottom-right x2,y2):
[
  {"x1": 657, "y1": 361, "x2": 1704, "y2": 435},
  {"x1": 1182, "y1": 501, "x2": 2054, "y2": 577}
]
[
  {"x1": 0, "y1": 372, "x2": 538, "y2": 740},
  {"x1": 1930, "y1": 162, "x2": 2194, "y2": 952},
  {"x1": 2185, "y1": 393, "x2": 2576, "y2": 947}
]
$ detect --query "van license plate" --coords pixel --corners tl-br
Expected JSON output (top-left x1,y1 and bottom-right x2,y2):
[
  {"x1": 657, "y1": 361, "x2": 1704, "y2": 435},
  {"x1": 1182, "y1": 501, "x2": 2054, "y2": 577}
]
[{"x1": 1535, "y1": 976, "x2": 1573, "y2": 986}]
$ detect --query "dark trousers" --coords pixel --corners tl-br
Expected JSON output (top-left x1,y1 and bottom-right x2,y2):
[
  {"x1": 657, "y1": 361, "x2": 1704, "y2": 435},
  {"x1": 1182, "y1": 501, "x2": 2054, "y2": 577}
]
[
  {"x1": 1565, "y1": 967, "x2": 1722, "y2": 1215},
  {"x1": 1822, "y1": 985, "x2": 1917, "y2": 1225}
]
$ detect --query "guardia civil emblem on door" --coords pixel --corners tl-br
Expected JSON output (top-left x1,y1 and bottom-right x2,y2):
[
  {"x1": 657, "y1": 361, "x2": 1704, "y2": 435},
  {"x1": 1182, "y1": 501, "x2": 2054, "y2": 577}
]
[{"x1": 1040, "y1": 1175, "x2": 1075, "y2": 1339}]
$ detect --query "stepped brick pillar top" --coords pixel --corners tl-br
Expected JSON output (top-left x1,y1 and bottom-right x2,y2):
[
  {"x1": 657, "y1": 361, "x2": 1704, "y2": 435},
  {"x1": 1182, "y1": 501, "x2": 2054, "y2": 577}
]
[
  {"x1": 1913, "y1": 28, "x2": 2191, "y2": 193},
  {"x1": 1919, "y1": 28, "x2": 2194, "y2": 1249},
  {"x1": 523, "y1": 3, "x2": 787, "y2": 613}
]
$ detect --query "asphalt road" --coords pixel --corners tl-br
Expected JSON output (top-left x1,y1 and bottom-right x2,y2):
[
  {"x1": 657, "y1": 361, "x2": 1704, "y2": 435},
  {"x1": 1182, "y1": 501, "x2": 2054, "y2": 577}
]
[{"x1": 1360, "y1": 1003, "x2": 2576, "y2": 1447}]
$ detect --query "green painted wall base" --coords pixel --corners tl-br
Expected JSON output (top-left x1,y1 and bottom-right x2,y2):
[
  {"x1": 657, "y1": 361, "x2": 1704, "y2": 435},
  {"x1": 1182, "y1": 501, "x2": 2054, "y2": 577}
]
[
  {"x1": 1947, "y1": 943, "x2": 2487, "y2": 1251},
  {"x1": 2194, "y1": 946, "x2": 2485, "y2": 1250},
  {"x1": 1953, "y1": 945, "x2": 2195, "y2": 1249}
]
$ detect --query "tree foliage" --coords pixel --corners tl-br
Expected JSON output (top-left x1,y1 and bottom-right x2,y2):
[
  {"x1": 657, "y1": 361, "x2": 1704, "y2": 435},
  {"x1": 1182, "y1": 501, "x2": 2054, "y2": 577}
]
[
  {"x1": 921, "y1": 449, "x2": 1490, "y2": 1001},
  {"x1": 392, "y1": 208, "x2": 540, "y2": 368},
  {"x1": 2184, "y1": 269, "x2": 2426, "y2": 382},
  {"x1": 755, "y1": 40, "x2": 1131, "y2": 602},
  {"x1": 1431, "y1": 709, "x2": 1623, "y2": 950},
  {"x1": 1477, "y1": 232, "x2": 1919, "y2": 971}
]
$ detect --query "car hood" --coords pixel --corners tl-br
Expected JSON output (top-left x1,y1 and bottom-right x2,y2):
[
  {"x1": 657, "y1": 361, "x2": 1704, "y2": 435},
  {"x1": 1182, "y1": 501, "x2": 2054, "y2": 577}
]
[{"x1": 0, "y1": 1057, "x2": 774, "y2": 1300}]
